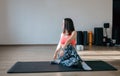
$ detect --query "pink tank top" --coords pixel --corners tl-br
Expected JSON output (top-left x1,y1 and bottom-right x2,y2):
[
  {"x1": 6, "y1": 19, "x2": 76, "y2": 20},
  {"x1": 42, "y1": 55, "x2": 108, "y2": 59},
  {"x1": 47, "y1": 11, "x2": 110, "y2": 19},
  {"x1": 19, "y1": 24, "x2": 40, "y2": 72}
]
[{"x1": 60, "y1": 33, "x2": 76, "y2": 46}]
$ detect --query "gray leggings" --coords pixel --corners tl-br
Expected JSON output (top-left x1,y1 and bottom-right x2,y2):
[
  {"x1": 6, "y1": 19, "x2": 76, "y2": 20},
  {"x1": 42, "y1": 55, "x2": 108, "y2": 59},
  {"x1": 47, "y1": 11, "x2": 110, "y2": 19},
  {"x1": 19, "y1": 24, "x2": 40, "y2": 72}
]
[{"x1": 58, "y1": 44, "x2": 83, "y2": 67}]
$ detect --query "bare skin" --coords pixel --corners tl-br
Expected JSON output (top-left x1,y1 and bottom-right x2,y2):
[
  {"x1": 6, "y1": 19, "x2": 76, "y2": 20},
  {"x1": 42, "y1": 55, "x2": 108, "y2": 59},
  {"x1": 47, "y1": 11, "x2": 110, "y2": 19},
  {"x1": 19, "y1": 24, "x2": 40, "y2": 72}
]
[{"x1": 53, "y1": 30, "x2": 77, "y2": 60}]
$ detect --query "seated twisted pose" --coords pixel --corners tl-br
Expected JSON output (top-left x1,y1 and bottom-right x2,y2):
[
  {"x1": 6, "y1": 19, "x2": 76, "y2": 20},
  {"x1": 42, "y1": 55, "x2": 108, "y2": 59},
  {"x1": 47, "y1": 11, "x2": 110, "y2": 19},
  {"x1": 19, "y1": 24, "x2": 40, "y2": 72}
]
[{"x1": 52, "y1": 18, "x2": 92, "y2": 70}]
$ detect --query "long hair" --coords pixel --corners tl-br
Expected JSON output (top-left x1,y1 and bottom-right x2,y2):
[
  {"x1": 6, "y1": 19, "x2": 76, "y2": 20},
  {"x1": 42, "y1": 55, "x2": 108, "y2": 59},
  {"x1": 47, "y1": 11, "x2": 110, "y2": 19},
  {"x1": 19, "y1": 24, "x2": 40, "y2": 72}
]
[{"x1": 63, "y1": 18, "x2": 75, "y2": 35}]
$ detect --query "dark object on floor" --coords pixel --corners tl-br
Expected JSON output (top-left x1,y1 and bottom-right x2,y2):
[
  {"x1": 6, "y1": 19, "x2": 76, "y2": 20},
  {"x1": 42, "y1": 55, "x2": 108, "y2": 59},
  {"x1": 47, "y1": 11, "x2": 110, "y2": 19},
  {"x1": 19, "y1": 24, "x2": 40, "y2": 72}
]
[
  {"x1": 83, "y1": 31, "x2": 88, "y2": 45},
  {"x1": 7, "y1": 60, "x2": 117, "y2": 73},
  {"x1": 77, "y1": 31, "x2": 83, "y2": 45},
  {"x1": 94, "y1": 27, "x2": 103, "y2": 45}
]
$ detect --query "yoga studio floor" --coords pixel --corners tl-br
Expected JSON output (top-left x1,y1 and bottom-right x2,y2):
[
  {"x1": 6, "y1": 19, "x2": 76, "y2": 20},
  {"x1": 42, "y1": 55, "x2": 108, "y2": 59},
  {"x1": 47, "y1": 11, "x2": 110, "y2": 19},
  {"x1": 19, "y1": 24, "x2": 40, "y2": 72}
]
[{"x1": 0, "y1": 45, "x2": 120, "y2": 76}]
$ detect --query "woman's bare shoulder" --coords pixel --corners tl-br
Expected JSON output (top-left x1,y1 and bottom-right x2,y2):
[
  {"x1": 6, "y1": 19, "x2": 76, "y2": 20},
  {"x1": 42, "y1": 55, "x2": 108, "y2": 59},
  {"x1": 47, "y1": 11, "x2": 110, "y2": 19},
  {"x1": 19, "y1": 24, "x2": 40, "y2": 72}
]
[
  {"x1": 60, "y1": 32, "x2": 64, "y2": 37},
  {"x1": 72, "y1": 31, "x2": 77, "y2": 35},
  {"x1": 61, "y1": 32, "x2": 64, "y2": 36}
]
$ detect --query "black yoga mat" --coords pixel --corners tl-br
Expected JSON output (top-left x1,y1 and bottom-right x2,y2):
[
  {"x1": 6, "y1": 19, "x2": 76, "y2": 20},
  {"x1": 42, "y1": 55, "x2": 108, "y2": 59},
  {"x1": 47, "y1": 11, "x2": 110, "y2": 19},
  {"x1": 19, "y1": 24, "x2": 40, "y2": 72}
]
[{"x1": 7, "y1": 60, "x2": 117, "y2": 73}]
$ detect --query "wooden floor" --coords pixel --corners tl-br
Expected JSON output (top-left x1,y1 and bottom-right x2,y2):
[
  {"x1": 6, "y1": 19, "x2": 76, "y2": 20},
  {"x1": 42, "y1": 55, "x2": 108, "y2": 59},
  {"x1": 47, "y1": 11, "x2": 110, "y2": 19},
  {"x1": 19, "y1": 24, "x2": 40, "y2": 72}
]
[{"x1": 0, "y1": 45, "x2": 120, "y2": 76}]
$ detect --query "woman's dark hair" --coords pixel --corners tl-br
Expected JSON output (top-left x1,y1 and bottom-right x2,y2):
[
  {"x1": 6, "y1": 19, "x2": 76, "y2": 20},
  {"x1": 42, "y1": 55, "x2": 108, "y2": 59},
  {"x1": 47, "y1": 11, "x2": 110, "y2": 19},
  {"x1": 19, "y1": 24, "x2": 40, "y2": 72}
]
[{"x1": 63, "y1": 18, "x2": 75, "y2": 35}]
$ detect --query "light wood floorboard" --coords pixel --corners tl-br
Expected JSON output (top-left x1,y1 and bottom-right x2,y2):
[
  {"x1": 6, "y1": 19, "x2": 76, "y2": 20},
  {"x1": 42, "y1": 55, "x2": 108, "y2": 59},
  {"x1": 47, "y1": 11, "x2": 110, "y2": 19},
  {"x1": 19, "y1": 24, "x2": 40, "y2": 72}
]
[{"x1": 0, "y1": 45, "x2": 120, "y2": 76}]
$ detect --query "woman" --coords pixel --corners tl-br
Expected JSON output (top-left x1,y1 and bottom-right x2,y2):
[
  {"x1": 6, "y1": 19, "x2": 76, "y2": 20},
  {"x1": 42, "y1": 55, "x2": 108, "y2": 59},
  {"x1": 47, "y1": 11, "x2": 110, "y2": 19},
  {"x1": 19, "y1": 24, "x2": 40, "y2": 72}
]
[{"x1": 51, "y1": 18, "x2": 91, "y2": 70}]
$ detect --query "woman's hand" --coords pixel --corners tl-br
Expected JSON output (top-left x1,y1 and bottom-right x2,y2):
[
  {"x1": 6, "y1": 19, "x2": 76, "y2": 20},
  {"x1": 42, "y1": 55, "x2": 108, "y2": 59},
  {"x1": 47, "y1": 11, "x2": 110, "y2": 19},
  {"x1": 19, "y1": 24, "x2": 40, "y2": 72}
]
[
  {"x1": 59, "y1": 50, "x2": 64, "y2": 57},
  {"x1": 62, "y1": 45, "x2": 66, "y2": 50},
  {"x1": 53, "y1": 54, "x2": 57, "y2": 60},
  {"x1": 53, "y1": 50, "x2": 59, "y2": 60}
]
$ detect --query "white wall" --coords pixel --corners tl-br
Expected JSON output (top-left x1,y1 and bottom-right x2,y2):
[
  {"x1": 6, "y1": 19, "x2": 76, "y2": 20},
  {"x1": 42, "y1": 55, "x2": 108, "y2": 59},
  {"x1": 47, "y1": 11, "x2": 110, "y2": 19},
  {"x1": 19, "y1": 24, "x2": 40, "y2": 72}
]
[{"x1": 0, "y1": 0, "x2": 112, "y2": 44}]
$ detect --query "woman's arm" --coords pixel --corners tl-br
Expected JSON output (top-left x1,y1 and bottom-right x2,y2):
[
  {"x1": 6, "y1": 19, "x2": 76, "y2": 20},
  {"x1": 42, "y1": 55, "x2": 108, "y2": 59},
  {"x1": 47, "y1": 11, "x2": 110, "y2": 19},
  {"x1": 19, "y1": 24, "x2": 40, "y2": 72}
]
[
  {"x1": 62, "y1": 31, "x2": 77, "y2": 49},
  {"x1": 53, "y1": 33, "x2": 62, "y2": 60}
]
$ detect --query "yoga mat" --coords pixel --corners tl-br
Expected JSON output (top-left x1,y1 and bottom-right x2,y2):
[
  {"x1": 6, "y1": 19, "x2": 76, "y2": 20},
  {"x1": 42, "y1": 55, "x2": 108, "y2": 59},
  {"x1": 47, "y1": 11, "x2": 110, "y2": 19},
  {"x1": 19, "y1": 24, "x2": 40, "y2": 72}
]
[{"x1": 7, "y1": 60, "x2": 117, "y2": 73}]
